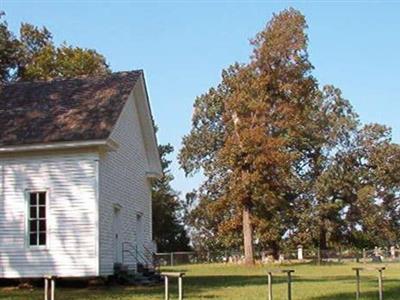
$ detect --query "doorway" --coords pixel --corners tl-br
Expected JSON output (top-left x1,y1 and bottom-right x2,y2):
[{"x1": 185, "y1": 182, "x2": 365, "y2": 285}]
[
  {"x1": 136, "y1": 214, "x2": 144, "y2": 260},
  {"x1": 113, "y1": 206, "x2": 122, "y2": 264}
]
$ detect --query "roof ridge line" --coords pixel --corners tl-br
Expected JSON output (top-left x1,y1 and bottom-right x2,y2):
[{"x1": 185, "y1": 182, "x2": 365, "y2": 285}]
[{"x1": 1, "y1": 70, "x2": 143, "y2": 86}]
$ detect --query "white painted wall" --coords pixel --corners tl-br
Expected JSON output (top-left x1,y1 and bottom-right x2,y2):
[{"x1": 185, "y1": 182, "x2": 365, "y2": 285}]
[
  {"x1": 0, "y1": 152, "x2": 98, "y2": 278},
  {"x1": 98, "y1": 90, "x2": 153, "y2": 276},
  {"x1": 0, "y1": 76, "x2": 159, "y2": 279}
]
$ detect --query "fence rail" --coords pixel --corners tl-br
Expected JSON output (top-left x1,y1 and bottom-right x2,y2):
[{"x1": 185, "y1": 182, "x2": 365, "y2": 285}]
[{"x1": 155, "y1": 246, "x2": 400, "y2": 266}]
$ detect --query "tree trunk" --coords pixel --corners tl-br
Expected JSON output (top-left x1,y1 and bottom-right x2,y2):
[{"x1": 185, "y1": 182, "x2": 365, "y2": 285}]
[
  {"x1": 243, "y1": 206, "x2": 254, "y2": 265},
  {"x1": 319, "y1": 227, "x2": 328, "y2": 250},
  {"x1": 319, "y1": 226, "x2": 328, "y2": 260},
  {"x1": 271, "y1": 241, "x2": 280, "y2": 260}
]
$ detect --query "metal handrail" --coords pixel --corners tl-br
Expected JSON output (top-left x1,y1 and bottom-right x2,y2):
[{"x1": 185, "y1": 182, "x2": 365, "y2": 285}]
[
  {"x1": 122, "y1": 242, "x2": 146, "y2": 266},
  {"x1": 122, "y1": 242, "x2": 136, "y2": 265},
  {"x1": 122, "y1": 242, "x2": 160, "y2": 270},
  {"x1": 122, "y1": 241, "x2": 154, "y2": 267},
  {"x1": 143, "y1": 244, "x2": 161, "y2": 271},
  {"x1": 137, "y1": 248, "x2": 152, "y2": 266}
]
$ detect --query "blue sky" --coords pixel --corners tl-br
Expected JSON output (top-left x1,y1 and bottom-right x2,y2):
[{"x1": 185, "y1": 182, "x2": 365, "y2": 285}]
[{"x1": 1, "y1": 1, "x2": 399, "y2": 195}]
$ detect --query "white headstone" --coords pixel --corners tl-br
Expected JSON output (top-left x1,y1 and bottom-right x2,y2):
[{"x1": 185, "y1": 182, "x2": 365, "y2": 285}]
[
  {"x1": 297, "y1": 245, "x2": 303, "y2": 261},
  {"x1": 390, "y1": 246, "x2": 396, "y2": 259}
]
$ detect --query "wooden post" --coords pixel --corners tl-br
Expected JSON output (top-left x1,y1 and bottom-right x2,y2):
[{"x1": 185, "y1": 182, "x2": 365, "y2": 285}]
[
  {"x1": 283, "y1": 270, "x2": 295, "y2": 300},
  {"x1": 51, "y1": 278, "x2": 55, "y2": 300},
  {"x1": 44, "y1": 276, "x2": 55, "y2": 300},
  {"x1": 178, "y1": 276, "x2": 184, "y2": 300},
  {"x1": 44, "y1": 278, "x2": 48, "y2": 300},
  {"x1": 164, "y1": 276, "x2": 169, "y2": 300},
  {"x1": 363, "y1": 248, "x2": 366, "y2": 263},
  {"x1": 267, "y1": 272, "x2": 273, "y2": 300},
  {"x1": 378, "y1": 268, "x2": 384, "y2": 300},
  {"x1": 354, "y1": 269, "x2": 360, "y2": 300}
]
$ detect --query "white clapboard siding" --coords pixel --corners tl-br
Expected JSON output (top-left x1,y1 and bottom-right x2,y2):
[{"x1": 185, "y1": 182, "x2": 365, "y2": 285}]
[
  {"x1": 99, "y1": 91, "x2": 153, "y2": 275},
  {"x1": 0, "y1": 152, "x2": 98, "y2": 278}
]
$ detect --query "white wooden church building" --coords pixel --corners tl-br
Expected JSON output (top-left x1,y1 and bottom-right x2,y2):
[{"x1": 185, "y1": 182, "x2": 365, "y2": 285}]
[{"x1": 0, "y1": 71, "x2": 162, "y2": 278}]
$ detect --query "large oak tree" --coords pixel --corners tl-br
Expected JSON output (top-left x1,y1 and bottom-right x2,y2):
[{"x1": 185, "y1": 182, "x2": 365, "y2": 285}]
[{"x1": 181, "y1": 9, "x2": 317, "y2": 264}]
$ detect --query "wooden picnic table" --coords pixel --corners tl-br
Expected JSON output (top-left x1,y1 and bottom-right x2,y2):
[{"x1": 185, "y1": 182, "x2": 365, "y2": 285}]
[
  {"x1": 161, "y1": 272, "x2": 186, "y2": 300},
  {"x1": 266, "y1": 269, "x2": 295, "y2": 300},
  {"x1": 352, "y1": 266, "x2": 386, "y2": 300},
  {"x1": 44, "y1": 276, "x2": 56, "y2": 300}
]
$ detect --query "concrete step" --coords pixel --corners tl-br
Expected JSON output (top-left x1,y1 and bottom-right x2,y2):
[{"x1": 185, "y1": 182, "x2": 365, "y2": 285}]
[{"x1": 114, "y1": 263, "x2": 162, "y2": 286}]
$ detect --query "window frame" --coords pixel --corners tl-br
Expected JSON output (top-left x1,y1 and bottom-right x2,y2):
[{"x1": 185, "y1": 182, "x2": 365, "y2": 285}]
[{"x1": 25, "y1": 189, "x2": 50, "y2": 249}]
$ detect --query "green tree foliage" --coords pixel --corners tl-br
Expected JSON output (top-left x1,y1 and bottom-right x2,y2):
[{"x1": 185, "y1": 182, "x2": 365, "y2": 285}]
[
  {"x1": 336, "y1": 124, "x2": 400, "y2": 248},
  {"x1": 180, "y1": 8, "x2": 400, "y2": 260},
  {"x1": 152, "y1": 144, "x2": 191, "y2": 252},
  {"x1": 0, "y1": 12, "x2": 109, "y2": 82},
  {"x1": 286, "y1": 85, "x2": 359, "y2": 250},
  {"x1": 0, "y1": 12, "x2": 19, "y2": 82}
]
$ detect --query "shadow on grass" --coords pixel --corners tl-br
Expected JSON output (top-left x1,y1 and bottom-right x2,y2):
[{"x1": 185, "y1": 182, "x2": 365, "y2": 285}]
[
  {"x1": 0, "y1": 272, "x2": 399, "y2": 299},
  {"x1": 0, "y1": 285, "x2": 166, "y2": 300},
  {"x1": 311, "y1": 284, "x2": 400, "y2": 300},
  {"x1": 184, "y1": 274, "x2": 363, "y2": 287},
  {"x1": 183, "y1": 274, "x2": 400, "y2": 299}
]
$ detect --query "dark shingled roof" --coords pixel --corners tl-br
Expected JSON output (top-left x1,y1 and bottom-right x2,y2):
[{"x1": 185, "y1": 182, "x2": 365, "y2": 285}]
[{"x1": 0, "y1": 71, "x2": 142, "y2": 147}]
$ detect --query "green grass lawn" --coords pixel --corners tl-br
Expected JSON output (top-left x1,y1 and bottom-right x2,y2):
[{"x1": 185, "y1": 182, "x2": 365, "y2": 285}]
[{"x1": 1, "y1": 262, "x2": 400, "y2": 299}]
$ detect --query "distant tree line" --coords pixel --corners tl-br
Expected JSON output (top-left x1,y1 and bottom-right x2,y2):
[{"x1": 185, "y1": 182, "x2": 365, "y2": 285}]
[
  {"x1": 0, "y1": 11, "x2": 190, "y2": 252},
  {"x1": 179, "y1": 8, "x2": 400, "y2": 264},
  {"x1": 152, "y1": 143, "x2": 191, "y2": 252}
]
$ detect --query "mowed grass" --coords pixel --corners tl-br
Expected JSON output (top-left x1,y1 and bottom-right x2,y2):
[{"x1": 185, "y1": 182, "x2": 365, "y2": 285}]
[{"x1": 1, "y1": 262, "x2": 400, "y2": 299}]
